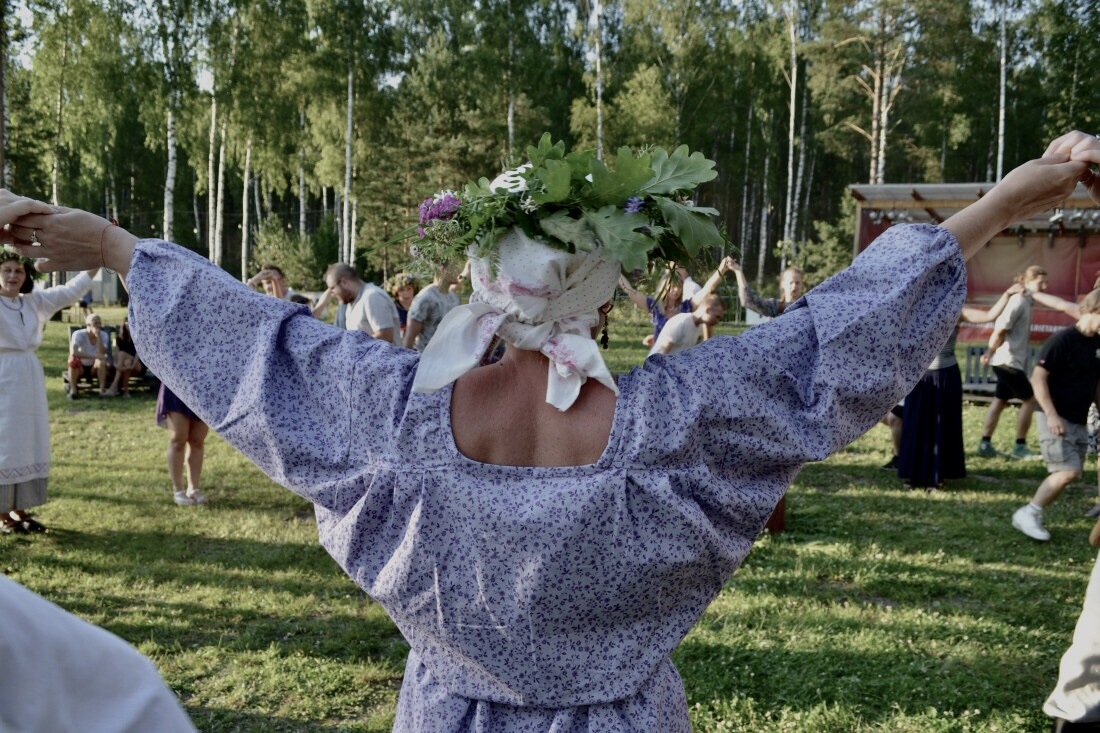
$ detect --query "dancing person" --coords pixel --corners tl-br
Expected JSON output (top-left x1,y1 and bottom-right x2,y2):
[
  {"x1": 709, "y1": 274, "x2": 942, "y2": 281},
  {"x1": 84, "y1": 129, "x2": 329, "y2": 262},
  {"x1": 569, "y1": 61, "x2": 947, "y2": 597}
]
[
  {"x1": 729, "y1": 261, "x2": 805, "y2": 319},
  {"x1": 105, "y1": 317, "x2": 140, "y2": 397},
  {"x1": 897, "y1": 283, "x2": 1025, "y2": 488},
  {"x1": 323, "y1": 263, "x2": 402, "y2": 345},
  {"x1": 1011, "y1": 291, "x2": 1100, "y2": 541},
  {"x1": 647, "y1": 294, "x2": 725, "y2": 357},
  {"x1": 977, "y1": 265, "x2": 1050, "y2": 459},
  {"x1": 404, "y1": 265, "x2": 460, "y2": 351},
  {"x1": 68, "y1": 312, "x2": 112, "y2": 398},
  {"x1": 157, "y1": 383, "x2": 209, "y2": 506},
  {"x1": 246, "y1": 264, "x2": 296, "y2": 300},
  {"x1": 0, "y1": 249, "x2": 96, "y2": 534},
  {"x1": 2, "y1": 131, "x2": 1093, "y2": 729},
  {"x1": 618, "y1": 256, "x2": 735, "y2": 346},
  {"x1": 0, "y1": 573, "x2": 198, "y2": 732}
]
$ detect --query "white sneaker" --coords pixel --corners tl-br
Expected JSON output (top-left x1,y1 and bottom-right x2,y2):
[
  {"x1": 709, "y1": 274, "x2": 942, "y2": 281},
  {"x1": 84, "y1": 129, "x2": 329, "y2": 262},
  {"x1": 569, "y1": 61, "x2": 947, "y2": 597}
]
[
  {"x1": 1012, "y1": 505, "x2": 1050, "y2": 541},
  {"x1": 173, "y1": 490, "x2": 196, "y2": 506},
  {"x1": 185, "y1": 488, "x2": 209, "y2": 505}
]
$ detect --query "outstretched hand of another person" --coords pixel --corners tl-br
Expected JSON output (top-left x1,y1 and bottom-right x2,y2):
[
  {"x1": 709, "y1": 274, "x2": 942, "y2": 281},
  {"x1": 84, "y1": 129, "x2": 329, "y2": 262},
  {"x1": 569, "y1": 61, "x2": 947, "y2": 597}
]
[
  {"x1": 1045, "y1": 130, "x2": 1100, "y2": 204},
  {"x1": 0, "y1": 190, "x2": 55, "y2": 243},
  {"x1": 4, "y1": 195, "x2": 138, "y2": 277}
]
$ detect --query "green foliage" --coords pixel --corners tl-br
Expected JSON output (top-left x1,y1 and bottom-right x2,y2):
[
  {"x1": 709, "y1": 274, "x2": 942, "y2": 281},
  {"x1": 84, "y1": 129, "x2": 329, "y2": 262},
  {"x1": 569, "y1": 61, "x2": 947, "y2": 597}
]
[
  {"x1": 250, "y1": 216, "x2": 337, "y2": 291},
  {"x1": 801, "y1": 194, "x2": 856, "y2": 287}
]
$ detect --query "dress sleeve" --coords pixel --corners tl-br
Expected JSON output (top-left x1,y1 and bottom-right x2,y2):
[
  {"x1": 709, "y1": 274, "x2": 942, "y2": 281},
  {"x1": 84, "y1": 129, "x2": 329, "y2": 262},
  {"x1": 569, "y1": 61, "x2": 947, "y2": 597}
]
[
  {"x1": 624, "y1": 223, "x2": 966, "y2": 472},
  {"x1": 30, "y1": 272, "x2": 91, "y2": 319},
  {"x1": 125, "y1": 240, "x2": 420, "y2": 505}
]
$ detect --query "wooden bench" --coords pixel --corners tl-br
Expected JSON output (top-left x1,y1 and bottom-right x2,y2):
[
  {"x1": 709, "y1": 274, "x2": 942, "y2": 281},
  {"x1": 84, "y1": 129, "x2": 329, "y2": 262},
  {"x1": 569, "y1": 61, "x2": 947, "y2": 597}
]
[{"x1": 62, "y1": 325, "x2": 159, "y2": 395}]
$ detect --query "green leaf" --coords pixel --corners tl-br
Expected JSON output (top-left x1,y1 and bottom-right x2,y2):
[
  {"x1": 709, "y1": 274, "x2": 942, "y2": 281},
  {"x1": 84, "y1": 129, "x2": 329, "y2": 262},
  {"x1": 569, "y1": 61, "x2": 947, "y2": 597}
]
[
  {"x1": 527, "y1": 133, "x2": 563, "y2": 167},
  {"x1": 582, "y1": 205, "x2": 654, "y2": 271},
  {"x1": 538, "y1": 211, "x2": 598, "y2": 252},
  {"x1": 531, "y1": 159, "x2": 573, "y2": 204},
  {"x1": 640, "y1": 145, "x2": 718, "y2": 195},
  {"x1": 654, "y1": 197, "x2": 724, "y2": 257},
  {"x1": 582, "y1": 148, "x2": 655, "y2": 207}
]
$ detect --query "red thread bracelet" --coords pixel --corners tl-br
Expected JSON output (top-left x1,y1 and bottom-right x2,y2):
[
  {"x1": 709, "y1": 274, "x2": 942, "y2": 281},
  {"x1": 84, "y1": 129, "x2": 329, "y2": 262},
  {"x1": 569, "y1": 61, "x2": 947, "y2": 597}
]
[{"x1": 100, "y1": 218, "x2": 118, "y2": 274}]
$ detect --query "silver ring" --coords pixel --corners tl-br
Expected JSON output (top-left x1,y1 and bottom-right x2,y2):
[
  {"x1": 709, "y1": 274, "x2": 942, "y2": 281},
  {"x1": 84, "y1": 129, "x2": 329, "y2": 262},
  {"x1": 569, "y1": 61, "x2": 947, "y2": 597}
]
[{"x1": 30, "y1": 229, "x2": 39, "y2": 245}]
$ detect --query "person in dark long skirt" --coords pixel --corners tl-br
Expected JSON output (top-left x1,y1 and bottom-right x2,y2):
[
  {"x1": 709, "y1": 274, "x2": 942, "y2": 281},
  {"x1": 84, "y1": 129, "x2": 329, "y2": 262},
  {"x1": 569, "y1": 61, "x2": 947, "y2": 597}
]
[{"x1": 899, "y1": 284, "x2": 1026, "y2": 488}]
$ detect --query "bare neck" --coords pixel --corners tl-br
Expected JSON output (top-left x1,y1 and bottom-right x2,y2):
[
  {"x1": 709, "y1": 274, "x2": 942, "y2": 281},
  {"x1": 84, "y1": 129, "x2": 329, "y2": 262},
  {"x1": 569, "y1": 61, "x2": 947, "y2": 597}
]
[{"x1": 450, "y1": 344, "x2": 616, "y2": 467}]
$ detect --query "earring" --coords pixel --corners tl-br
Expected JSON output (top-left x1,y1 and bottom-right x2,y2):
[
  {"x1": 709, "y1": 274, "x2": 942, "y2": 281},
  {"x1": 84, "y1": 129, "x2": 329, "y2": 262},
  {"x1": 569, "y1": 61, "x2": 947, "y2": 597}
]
[{"x1": 600, "y1": 325, "x2": 609, "y2": 350}]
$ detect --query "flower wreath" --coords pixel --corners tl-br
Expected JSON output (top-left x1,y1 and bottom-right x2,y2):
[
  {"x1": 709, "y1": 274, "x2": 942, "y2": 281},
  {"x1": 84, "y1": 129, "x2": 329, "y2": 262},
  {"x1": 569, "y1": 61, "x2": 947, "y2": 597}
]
[{"x1": 405, "y1": 133, "x2": 724, "y2": 274}]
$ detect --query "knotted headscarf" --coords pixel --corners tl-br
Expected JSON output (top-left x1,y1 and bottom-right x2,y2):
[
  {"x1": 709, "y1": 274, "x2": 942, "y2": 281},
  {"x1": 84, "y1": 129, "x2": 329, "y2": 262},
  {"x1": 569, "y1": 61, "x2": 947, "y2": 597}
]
[{"x1": 412, "y1": 227, "x2": 621, "y2": 411}]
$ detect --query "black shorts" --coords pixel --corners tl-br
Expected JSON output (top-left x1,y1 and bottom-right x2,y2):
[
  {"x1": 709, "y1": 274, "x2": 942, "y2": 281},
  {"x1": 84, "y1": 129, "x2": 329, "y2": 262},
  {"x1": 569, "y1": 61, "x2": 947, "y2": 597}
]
[{"x1": 992, "y1": 365, "x2": 1034, "y2": 401}]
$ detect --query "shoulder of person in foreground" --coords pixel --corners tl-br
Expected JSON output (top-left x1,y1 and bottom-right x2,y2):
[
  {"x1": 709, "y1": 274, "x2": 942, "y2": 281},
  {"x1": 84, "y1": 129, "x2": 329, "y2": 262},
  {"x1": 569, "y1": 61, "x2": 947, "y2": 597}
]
[{"x1": 0, "y1": 574, "x2": 198, "y2": 733}]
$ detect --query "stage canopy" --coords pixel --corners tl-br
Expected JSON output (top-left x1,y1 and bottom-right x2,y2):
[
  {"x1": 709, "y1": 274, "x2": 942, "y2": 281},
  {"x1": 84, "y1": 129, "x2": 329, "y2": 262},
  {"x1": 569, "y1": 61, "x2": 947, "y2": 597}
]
[{"x1": 850, "y1": 182, "x2": 1100, "y2": 342}]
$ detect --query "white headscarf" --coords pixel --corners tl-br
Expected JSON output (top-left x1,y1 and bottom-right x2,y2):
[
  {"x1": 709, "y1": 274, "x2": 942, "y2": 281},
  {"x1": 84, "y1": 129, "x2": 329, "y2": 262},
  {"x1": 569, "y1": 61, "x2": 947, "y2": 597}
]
[{"x1": 412, "y1": 227, "x2": 621, "y2": 411}]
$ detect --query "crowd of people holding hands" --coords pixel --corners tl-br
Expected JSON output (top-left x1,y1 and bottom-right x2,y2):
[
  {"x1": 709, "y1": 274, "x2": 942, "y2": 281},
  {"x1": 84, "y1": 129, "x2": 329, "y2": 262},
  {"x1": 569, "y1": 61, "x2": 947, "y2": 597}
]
[{"x1": 0, "y1": 129, "x2": 1098, "y2": 730}]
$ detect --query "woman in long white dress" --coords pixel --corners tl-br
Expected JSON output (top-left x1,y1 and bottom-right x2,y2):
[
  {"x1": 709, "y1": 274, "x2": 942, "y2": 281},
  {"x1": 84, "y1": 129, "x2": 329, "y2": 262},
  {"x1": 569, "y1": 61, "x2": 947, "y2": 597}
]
[{"x1": 0, "y1": 249, "x2": 96, "y2": 533}]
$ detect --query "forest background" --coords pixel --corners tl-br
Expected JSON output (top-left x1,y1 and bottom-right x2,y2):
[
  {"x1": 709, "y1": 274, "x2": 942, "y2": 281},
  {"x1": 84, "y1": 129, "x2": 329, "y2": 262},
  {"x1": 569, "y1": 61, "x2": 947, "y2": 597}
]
[{"x1": 1, "y1": 0, "x2": 1098, "y2": 294}]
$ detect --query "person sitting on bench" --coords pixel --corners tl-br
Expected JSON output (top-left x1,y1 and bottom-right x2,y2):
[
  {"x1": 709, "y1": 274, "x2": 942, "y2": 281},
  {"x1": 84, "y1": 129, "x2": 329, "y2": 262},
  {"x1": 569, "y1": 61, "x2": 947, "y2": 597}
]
[{"x1": 68, "y1": 313, "x2": 111, "y2": 398}]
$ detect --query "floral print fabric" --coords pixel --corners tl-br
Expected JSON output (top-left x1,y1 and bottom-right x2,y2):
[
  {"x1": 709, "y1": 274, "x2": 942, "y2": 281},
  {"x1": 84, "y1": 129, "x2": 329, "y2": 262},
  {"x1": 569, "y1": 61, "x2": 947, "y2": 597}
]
[{"x1": 127, "y1": 223, "x2": 965, "y2": 730}]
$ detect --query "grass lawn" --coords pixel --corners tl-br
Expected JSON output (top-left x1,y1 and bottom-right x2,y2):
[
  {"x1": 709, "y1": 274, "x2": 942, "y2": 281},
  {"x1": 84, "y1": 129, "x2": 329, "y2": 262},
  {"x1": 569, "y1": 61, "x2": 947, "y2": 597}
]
[{"x1": 3, "y1": 305, "x2": 1098, "y2": 732}]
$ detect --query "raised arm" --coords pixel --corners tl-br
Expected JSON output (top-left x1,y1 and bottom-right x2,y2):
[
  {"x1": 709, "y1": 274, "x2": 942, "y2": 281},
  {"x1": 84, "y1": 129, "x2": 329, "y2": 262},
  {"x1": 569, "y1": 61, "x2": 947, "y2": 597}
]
[
  {"x1": 960, "y1": 283, "x2": 1025, "y2": 323},
  {"x1": 689, "y1": 256, "x2": 735, "y2": 307},
  {"x1": 617, "y1": 274, "x2": 650, "y2": 311},
  {"x1": 1030, "y1": 290, "x2": 1081, "y2": 320}
]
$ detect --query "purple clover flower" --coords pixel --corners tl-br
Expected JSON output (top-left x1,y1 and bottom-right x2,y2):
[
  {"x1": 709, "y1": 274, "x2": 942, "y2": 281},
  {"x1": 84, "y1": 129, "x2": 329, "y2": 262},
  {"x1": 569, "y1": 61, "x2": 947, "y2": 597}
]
[
  {"x1": 419, "y1": 192, "x2": 462, "y2": 227},
  {"x1": 625, "y1": 196, "x2": 645, "y2": 214}
]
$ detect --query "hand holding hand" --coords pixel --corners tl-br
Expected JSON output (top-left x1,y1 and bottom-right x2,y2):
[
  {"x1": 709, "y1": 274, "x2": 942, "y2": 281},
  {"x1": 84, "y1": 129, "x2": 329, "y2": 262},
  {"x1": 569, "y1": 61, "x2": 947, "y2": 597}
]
[
  {"x1": 0, "y1": 190, "x2": 55, "y2": 245},
  {"x1": 9, "y1": 204, "x2": 138, "y2": 276},
  {"x1": 719, "y1": 256, "x2": 737, "y2": 275},
  {"x1": 1045, "y1": 131, "x2": 1099, "y2": 204}
]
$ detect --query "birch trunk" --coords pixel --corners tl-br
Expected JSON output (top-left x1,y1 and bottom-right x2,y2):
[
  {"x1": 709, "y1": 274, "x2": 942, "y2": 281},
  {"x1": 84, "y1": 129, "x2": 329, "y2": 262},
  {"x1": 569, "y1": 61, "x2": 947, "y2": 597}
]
[
  {"x1": 740, "y1": 100, "x2": 753, "y2": 253},
  {"x1": 51, "y1": 27, "x2": 69, "y2": 206},
  {"x1": 756, "y1": 154, "x2": 770, "y2": 289},
  {"x1": 207, "y1": 91, "x2": 216, "y2": 259},
  {"x1": 593, "y1": 0, "x2": 603, "y2": 160},
  {"x1": 791, "y1": 79, "x2": 808, "y2": 256},
  {"x1": 343, "y1": 63, "x2": 353, "y2": 263},
  {"x1": 299, "y1": 109, "x2": 307, "y2": 237},
  {"x1": 996, "y1": 0, "x2": 1006, "y2": 181},
  {"x1": 782, "y1": 1, "x2": 797, "y2": 261},
  {"x1": 163, "y1": 94, "x2": 177, "y2": 241},
  {"x1": 214, "y1": 118, "x2": 228, "y2": 267},
  {"x1": 241, "y1": 134, "x2": 252, "y2": 281}
]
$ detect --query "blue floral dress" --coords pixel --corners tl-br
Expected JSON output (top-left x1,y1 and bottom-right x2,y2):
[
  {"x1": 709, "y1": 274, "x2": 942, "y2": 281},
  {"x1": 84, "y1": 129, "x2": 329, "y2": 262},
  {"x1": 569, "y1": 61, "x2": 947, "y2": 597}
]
[{"x1": 126, "y1": 224, "x2": 965, "y2": 731}]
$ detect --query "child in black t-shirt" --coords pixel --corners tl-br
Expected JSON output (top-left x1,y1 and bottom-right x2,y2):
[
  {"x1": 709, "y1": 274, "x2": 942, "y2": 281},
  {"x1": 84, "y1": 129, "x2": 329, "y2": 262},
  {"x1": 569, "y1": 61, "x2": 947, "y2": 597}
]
[{"x1": 1013, "y1": 290, "x2": 1100, "y2": 541}]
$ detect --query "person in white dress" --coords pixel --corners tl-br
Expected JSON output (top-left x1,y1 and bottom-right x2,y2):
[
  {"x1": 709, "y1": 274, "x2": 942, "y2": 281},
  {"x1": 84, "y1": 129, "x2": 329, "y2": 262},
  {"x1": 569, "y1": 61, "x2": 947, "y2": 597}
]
[{"x1": 0, "y1": 249, "x2": 96, "y2": 533}]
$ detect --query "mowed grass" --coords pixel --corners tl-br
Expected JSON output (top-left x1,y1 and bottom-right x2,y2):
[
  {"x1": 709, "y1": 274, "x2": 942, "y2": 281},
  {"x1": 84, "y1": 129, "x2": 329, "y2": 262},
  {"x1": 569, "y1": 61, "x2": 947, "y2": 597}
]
[{"x1": 2, "y1": 305, "x2": 1098, "y2": 732}]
